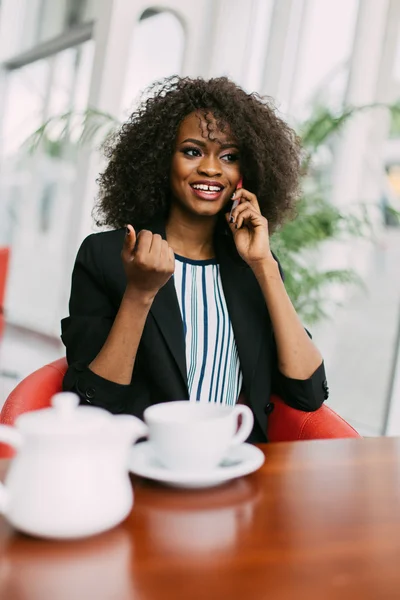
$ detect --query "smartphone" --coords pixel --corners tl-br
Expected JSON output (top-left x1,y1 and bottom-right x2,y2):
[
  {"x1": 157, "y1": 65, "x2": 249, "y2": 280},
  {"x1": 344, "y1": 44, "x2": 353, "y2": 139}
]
[{"x1": 229, "y1": 178, "x2": 243, "y2": 220}]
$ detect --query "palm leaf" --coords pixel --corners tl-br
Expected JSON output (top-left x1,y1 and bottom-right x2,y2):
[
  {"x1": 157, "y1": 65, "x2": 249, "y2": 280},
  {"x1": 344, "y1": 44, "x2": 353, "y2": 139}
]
[{"x1": 22, "y1": 108, "x2": 120, "y2": 155}]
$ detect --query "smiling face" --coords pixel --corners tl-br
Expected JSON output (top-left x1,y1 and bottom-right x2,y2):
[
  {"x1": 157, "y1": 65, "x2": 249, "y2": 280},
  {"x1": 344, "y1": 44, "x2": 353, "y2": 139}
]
[{"x1": 170, "y1": 111, "x2": 242, "y2": 219}]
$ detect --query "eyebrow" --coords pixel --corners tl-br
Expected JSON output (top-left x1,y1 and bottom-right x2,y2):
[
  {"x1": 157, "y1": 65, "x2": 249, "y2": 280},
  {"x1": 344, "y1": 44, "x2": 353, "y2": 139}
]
[{"x1": 180, "y1": 138, "x2": 239, "y2": 150}]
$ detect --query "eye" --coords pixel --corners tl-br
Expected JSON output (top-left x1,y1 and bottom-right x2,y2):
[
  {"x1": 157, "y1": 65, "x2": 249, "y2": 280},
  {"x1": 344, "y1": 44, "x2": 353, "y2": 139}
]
[
  {"x1": 182, "y1": 147, "x2": 202, "y2": 157},
  {"x1": 221, "y1": 153, "x2": 239, "y2": 162}
]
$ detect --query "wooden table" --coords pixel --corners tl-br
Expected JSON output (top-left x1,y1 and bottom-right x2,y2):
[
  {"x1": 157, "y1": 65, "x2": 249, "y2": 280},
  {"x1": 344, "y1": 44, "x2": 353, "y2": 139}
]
[{"x1": 1, "y1": 437, "x2": 400, "y2": 600}]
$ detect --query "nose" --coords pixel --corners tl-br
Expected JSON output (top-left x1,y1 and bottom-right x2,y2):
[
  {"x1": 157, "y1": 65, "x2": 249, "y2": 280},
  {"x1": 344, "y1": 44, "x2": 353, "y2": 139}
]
[{"x1": 197, "y1": 154, "x2": 222, "y2": 178}]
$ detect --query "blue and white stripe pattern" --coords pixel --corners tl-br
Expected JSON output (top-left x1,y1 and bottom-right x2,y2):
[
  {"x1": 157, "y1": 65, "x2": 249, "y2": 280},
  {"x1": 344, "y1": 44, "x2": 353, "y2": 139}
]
[{"x1": 173, "y1": 255, "x2": 243, "y2": 406}]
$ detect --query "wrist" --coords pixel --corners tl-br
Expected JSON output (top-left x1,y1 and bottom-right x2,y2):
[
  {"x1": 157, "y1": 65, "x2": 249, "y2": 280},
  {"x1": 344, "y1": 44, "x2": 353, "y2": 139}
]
[
  {"x1": 249, "y1": 256, "x2": 280, "y2": 281},
  {"x1": 123, "y1": 285, "x2": 155, "y2": 307}
]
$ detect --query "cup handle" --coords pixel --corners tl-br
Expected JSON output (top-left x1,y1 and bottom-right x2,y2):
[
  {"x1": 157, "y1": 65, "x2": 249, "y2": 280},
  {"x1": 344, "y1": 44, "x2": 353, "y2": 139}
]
[
  {"x1": 231, "y1": 405, "x2": 254, "y2": 446},
  {"x1": 0, "y1": 425, "x2": 23, "y2": 515}
]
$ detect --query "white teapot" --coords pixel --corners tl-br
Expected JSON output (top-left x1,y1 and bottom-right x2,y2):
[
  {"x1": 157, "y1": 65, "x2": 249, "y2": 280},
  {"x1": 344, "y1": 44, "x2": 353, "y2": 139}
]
[{"x1": 0, "y1": 393, "x2": 147, "y2": 539}]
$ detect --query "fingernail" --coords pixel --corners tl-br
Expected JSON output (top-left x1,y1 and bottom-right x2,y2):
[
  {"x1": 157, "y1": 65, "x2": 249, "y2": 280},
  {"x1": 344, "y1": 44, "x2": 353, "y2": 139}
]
[
  {"x1": 229, "y1": 216, "x2": 234, "y2": 223},
  {"x1": 235, "y1": 223, "x2": 238, "y2": 229},
  {"x1": 125, "y1": 227, "x2": 130, "y2": 236}
]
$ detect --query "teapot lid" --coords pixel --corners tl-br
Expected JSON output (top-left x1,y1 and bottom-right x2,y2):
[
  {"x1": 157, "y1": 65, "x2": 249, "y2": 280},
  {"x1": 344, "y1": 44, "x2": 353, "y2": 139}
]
[{"x1": 15, "y1": 393, "x2": 110, "y2": 436}]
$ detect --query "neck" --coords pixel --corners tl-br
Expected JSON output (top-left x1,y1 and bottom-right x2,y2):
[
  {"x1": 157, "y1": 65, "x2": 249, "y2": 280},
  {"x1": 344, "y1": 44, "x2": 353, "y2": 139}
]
[{"x1": 166, "y1": 206, "x2": 217, "y2": 260}]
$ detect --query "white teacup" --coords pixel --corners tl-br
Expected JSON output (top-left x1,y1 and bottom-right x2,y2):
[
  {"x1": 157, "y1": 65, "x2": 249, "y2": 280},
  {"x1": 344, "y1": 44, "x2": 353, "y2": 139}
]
[{"x1": 142, "y1": 401, "x2": 254, "y2": 472}]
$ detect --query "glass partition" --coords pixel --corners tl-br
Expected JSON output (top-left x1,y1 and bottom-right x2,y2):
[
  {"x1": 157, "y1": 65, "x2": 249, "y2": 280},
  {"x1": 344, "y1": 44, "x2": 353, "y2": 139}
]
[{"x1": 0, "y1": 40, "x2": 94, "y2": 333}]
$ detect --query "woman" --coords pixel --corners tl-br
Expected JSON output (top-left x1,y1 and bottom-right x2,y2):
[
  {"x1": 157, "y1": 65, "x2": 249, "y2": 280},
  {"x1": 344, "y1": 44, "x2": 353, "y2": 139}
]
[{"x1": 62, "y1": 76, "x2": 328, "y2": 443}]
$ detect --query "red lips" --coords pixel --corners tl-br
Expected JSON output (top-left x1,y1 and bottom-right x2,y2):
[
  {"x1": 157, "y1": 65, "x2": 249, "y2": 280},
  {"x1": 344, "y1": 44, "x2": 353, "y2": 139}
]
[{"x1": 190, "y1": 180, "x2": 225, "y2": 201}]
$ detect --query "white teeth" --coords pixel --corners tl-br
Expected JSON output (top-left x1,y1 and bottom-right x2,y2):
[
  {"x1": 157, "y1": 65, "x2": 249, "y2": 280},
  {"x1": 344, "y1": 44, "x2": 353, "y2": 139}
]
[{"x1": 192, "y1": 184, "x2": 222, "y2": 192}]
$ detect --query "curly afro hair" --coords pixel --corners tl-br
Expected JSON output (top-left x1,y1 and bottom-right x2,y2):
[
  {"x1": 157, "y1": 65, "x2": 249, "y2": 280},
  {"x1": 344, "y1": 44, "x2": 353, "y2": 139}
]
[{"x1": 95, "y1": 76, "x2": 301, "y2": 232}]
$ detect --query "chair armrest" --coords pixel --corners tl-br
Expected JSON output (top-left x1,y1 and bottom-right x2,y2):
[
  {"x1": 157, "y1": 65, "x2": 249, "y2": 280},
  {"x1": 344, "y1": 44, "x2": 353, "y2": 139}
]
[
  {"x1": 0, "y1": 358, "x2": 68, "y2": 458},
  {"x1": 267, "y1": 395, "x2": 360, "y2": 442},
  {"x1": 0, "y1": 358, "x2": 67, "y2": 426}
]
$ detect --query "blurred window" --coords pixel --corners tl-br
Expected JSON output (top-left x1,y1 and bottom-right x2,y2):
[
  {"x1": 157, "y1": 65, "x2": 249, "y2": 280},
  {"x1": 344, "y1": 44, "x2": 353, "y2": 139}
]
[
  {"x1": 0, "y1": 40, "x2": 94, "y2": 240},
  {"x1": 0, "y1": 39, "x2": 94, "y2": 331},
  {"x1": 291, "y1": 0, "x2": 359, "y2": 117},
  {"x1": 36, "y1": 0, "x2": 96, "y2": 44},
  {"x1": 290, "y1": 0, "x2": 359, "y2": 190},
  {"x1": 121, "y1": 9, "x2": 185, "y2": 116}
]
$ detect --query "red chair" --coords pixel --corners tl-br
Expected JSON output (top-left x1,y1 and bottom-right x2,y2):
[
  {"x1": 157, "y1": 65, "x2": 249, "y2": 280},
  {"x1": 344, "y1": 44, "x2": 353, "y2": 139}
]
[
  {"x1": 0, "y1": 358, "x2": 360, "y2": 457},
  {"x1": 0, "y1": 246, "x2": 10, "y2": 340},
  {"x1": 267, "y1": 394, "x2": 360, "y2": 442}
]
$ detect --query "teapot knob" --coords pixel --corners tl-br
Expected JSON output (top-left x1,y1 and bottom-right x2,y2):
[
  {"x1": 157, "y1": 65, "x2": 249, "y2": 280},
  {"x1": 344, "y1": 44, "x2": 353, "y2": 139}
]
[{"x1": 51, "y1": 392, "x2": 80, "y2": 417}]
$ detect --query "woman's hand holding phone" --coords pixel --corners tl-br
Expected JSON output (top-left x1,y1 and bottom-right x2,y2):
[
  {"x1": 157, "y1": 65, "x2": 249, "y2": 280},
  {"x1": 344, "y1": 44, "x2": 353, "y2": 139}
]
[{"x1": 226, "y1": 183, "x2": 275, "y2": 271}]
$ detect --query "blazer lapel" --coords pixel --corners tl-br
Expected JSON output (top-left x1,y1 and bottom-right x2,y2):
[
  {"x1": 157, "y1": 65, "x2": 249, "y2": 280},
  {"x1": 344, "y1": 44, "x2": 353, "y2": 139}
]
[
  {"x1": 216, "y1": 236, "x2": 266, "y2": 399},
  {"x1": 148, "y1": 220, "x2": 188, "y2": 389},
  {"x1": 150, "y1": 279, "x2": 188, "y2": 387}
]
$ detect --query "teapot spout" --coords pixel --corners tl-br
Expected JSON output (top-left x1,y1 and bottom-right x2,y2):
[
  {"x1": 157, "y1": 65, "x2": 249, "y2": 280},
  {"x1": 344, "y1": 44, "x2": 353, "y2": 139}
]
[{"x1": 112, "y1": 415, "x2": 148, "y2": 446}]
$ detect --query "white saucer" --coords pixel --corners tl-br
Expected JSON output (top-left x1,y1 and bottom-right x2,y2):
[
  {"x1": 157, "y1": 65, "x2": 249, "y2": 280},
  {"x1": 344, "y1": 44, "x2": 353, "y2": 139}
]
[{"x1": 128, "y1": 442, "x2": 265, "y2": 489}]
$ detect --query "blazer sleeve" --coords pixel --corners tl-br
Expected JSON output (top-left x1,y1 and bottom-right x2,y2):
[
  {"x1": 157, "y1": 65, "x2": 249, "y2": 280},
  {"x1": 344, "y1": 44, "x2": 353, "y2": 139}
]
[
  {"x1": 61, "y1": 234, "x2": 131, "y2": 413},
  {"x1": 270, "y1": 254, "x2": 329, "y2": 411},
  {"x1": 271, "y1": 338, "x2": 328, "y2": 411}
]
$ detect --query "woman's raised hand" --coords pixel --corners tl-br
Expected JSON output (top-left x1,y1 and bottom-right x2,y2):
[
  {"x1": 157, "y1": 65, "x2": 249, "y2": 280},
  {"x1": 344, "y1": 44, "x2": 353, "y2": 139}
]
[
  {"x1": 226, "y1": 188, "x2": 273, "y2": 269},
  {"x1": 122, "y1": 225, "x2": 175, "y2": 301}
]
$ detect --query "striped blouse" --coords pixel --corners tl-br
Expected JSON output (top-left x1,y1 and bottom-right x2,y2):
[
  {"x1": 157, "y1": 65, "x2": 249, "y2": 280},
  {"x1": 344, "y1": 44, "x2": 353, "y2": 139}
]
[{"x1": 173, "y1": 254, "x2": 243, "y2": 406}]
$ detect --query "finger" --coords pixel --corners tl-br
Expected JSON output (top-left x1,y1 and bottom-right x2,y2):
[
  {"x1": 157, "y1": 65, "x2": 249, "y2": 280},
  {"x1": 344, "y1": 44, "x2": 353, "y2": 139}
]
[
  {"x1": 232, "y1": 188, "x2": 260, "y2": 212},
  {"x1": 229, "y1": 198, "x2": 240, "y2": 221},
  {"x1": 135, "y1": 229, "x2": 152, "y2": 257},
  {"x1": 122, "y1": 225, "x2": 136, "y2": 258},
  {"x1": 168, "y1": 246, "x2": 175, "y2": 269},
  {"x1": 230, "y1": 201, "x2": 255, "y2": 223},
  {"x1": 235, "y1": 208, "x2": 260, "y2": 230},
  {"x1": 226, "y1": 211, "x2": 237, "y2": 232},
  {"x1": 160, "y1": 240, "x2": 172, "y2": 266},
  {"x1": 161, "y1": 243, "x2": 175, "y2": 273},
  {"x1": 149, "y1": 233, "x2": 163, "y2": 261}
]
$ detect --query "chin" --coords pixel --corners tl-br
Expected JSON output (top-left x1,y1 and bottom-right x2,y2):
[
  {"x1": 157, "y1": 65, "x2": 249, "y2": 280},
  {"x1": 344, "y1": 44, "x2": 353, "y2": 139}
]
[
  {"x1": 194, "y1": 206, "x2": 223, "y2": 218},
  {"x1": 192, "y1": 199, "x2": 227, "y2": 215}
]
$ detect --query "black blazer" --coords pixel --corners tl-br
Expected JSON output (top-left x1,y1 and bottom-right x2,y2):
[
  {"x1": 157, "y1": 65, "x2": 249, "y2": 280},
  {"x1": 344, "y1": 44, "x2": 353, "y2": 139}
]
[{"x1": 61, "y1": 221, "x2": 328, "y2": 442}]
